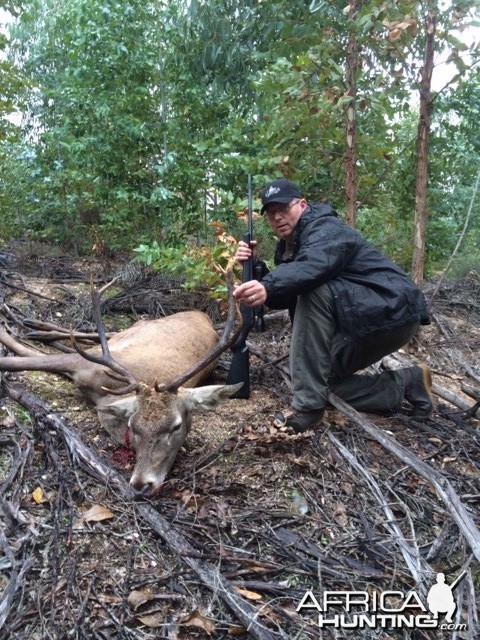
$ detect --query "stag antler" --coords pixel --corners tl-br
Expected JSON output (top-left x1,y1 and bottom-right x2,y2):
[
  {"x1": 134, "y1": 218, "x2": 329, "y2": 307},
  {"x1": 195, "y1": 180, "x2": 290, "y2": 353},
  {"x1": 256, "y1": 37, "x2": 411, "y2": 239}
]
[
  {"x1": 155, "y1": 269, "x2": 242, "y2": 393},
  {"x1": 70, "y1": 278, "x2": 140, "y2": 395}
]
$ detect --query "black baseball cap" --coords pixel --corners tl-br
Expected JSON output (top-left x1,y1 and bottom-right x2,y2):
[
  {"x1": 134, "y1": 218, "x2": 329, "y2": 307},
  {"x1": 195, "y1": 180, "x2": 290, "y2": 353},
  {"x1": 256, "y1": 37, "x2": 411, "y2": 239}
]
[{"x1": 261, "y1": 179, "x2": 302, "y2": 214}]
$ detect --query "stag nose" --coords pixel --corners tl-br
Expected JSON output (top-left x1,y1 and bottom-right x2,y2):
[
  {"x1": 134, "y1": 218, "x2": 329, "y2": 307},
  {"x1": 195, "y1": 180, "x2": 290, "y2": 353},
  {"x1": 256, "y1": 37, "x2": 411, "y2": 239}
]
[
  {"x1": 130, "y1": 473, "x2": 165, "y2": 499},
  {"x1": 131, "y1": 481, "x2": 155, "y2": 499}
]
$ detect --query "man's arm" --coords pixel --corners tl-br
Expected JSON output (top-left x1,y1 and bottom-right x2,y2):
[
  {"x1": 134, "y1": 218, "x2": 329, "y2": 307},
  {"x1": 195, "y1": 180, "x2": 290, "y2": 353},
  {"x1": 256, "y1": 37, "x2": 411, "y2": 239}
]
[{"x1": 261, "y1": 217, "x2": 359, "y2": 306}]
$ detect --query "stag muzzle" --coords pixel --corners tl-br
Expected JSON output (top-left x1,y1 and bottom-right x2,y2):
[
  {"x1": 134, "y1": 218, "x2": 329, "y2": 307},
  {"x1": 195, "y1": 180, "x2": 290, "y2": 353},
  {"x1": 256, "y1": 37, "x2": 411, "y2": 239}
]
[{"x1": 129, "y1": 454, "x2": 176, "y2": 498}]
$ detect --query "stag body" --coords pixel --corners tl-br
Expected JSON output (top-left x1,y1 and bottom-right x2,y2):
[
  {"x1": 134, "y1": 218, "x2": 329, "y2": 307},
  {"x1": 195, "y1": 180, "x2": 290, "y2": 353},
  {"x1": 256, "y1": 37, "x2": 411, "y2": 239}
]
[{"x1": 0, "y1": 310, "x2": 241, "y2": 496}]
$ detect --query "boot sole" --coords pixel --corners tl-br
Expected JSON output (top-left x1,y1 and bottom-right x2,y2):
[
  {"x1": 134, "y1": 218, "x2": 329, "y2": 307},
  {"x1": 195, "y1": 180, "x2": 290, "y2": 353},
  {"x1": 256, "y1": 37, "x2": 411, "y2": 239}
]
[{"x1": 415, "y1": 363, "x2": 434, "y2": 416}]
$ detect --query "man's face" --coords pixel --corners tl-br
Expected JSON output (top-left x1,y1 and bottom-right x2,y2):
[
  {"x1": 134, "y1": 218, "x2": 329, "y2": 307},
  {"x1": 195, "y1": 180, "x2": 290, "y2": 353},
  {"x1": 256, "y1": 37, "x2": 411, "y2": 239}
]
[{"x1": 264, "y1": 199, "x2": 307, "y2": 240}]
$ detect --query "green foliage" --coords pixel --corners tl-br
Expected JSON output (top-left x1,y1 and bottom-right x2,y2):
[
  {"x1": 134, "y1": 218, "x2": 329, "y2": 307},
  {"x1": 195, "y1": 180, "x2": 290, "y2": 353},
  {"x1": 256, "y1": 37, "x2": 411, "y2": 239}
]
[
  {"x1": 357, "y1": 204, "x2": 414, "y2": 271},
  {"x1": 0, "y1": 0, "x2": 479, "y2": 280},
  {"x1": 4, "y1": 0, "x2": 167, "y2": 250},
  {"x1": 133, "y1": 236, "x2": 236, "y2": 299},
  {"x1": 448, "y1": 252, "x2": 480, "y2": 280}
]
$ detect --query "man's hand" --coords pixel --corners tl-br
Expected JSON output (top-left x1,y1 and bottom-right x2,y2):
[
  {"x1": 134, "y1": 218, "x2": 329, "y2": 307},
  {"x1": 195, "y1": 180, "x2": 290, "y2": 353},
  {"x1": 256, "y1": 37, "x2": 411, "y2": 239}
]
[
  {"x1": 234, "y1": 280, "x2": 267, "y2": 307},
  {"x1": 234, "y1": 239, "x2": 257, "y2": 263}
]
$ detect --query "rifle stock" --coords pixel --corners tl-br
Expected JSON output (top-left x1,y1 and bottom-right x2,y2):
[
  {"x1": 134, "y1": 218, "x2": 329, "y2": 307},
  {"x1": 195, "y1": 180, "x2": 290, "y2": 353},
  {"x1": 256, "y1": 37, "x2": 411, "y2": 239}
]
[{"x1": 226, "y1": 176, "x2": 254, "y2": 399}]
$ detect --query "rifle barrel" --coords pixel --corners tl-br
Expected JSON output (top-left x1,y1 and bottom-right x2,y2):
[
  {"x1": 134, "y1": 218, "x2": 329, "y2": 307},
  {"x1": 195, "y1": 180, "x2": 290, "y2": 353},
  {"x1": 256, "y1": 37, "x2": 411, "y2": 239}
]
[{"x1": 247, "y1": 174, "x2": 253, "y2": 238}]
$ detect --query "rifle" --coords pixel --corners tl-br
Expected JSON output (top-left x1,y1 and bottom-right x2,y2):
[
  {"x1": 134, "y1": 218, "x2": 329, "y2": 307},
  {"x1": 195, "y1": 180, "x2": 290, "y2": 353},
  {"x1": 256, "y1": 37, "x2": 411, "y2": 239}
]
[
  {"x1": 226, "y1": 175, "x2": 255, "y2": 399},
  {"x1": 253, "y1": 260, "x2": 267, "y2": 332}
]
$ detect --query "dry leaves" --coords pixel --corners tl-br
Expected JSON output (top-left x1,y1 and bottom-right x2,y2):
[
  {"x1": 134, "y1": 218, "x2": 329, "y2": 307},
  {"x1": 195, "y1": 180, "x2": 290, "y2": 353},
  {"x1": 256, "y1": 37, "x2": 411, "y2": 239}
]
[
  {"x1": 72, "y1": 504, "x2": 114, "y2": 529},
  {"x1": 32, "y1": 486, "x2": 46, "y2": 504},
  {"x1": 182, "y1": 608, "x2": 216, "y2": 635},
  {"x1": 233, "y1": 586, "x2": 262, "y2": 601}
]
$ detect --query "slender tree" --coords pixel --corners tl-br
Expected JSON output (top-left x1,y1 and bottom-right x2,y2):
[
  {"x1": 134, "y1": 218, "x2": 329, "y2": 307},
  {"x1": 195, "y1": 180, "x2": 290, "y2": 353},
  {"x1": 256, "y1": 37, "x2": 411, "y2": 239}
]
[
  {"x1": 411, "y1": 2, "x2": 437, "y2": 283},
  {"x1": 344, "y1": 0, "x2": 360, "y2": 227}
]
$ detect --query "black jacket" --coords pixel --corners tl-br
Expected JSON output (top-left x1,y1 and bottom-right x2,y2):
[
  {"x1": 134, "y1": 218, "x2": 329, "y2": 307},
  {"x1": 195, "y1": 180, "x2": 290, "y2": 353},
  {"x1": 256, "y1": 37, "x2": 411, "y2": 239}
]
[{"x1": 261, "y1": 203, "x2": 429, "y2": 338}]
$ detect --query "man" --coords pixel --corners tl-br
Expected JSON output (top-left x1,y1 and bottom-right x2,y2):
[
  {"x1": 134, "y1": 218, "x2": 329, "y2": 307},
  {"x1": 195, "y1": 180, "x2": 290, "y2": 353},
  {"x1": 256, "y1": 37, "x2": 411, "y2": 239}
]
[{"x1": 233, "y1": 178, "x2": 433, "y2": 433}]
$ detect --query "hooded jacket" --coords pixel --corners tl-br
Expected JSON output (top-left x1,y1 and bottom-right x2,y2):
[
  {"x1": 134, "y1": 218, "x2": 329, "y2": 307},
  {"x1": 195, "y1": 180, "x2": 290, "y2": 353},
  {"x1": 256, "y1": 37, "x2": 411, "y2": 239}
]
[{"x1": 261, "y1": 203, "x2": 429, "y2": 338}]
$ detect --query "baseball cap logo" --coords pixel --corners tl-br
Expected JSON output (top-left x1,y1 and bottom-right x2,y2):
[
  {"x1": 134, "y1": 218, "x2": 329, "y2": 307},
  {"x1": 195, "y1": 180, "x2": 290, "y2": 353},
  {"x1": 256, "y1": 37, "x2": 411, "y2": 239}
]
[{"x1": 264, "y1": 186, "x2": 281, "y2": 198}]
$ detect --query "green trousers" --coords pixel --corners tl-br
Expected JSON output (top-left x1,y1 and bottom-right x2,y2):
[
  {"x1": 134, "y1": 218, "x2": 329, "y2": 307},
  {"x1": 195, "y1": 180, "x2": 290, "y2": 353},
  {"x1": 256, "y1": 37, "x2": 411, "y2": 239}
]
[{"x1": 290, "y1": 284, "x2": 419, "y2": 413}]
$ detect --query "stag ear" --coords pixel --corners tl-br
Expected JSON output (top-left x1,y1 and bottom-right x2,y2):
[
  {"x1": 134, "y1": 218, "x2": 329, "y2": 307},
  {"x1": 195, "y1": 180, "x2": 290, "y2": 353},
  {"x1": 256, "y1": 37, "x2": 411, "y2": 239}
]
[
  {"x1": 178, "y1": 383, "x2": 243, "y2": 411},
  {"x1": 97, "y1": 395, "x2": 139, "y2": 419}
]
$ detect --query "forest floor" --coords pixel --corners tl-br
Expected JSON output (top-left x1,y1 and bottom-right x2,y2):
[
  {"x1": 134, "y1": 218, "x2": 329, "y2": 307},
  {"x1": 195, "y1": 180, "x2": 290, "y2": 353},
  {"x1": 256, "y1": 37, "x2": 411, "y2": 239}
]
[{"x1": 0, "y1": 242, "x2": 479, "y2": 640}]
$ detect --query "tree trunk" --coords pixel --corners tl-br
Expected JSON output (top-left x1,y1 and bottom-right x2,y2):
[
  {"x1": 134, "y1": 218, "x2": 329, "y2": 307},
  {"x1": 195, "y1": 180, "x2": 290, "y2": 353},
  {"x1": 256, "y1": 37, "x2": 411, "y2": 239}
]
[
  {"x1": 411, "y1": 4, "x2": 437, "y2": 284},
  {"x1": 344, "y1": 0, "x2": 359, "y2": 228}
]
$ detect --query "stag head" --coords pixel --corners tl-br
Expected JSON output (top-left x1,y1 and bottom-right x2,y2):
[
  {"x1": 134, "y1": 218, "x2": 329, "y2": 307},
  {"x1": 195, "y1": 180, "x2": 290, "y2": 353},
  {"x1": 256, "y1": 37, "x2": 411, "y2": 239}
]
[
  {"x1": 98, "y1": 382, "x2": 242, "y2": 496},
  {"x1": 84, "y1": 273, "x2": 243, "y2": 498}
]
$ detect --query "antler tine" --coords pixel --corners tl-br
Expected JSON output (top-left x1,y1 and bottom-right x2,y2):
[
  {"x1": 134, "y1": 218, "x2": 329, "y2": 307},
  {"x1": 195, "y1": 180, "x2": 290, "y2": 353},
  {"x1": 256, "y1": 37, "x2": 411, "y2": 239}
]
[
  {"x1": 155, "y1": 270, "x2": 242, "y2": 393},
  {"x1": 70, "y1": 278, "x2": 139, "y2": 394}
]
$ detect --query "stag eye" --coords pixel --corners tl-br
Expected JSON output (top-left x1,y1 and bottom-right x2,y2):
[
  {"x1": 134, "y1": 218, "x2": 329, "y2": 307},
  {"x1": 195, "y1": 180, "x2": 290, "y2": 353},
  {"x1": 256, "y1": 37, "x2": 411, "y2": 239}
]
[{"x1": 169, "y1": 414, "x2": 183, "y2": 434}]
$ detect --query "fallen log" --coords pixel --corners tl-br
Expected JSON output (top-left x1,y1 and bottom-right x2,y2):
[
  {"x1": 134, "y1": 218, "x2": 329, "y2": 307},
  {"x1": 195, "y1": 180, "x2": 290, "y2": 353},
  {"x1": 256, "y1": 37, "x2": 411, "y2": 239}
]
[
  {"x1": 433, "y1": 383, "x2": 480, "y2": 419},
  {"x1": 2, "y1": 379, "x2": 281, "y2": 640}
]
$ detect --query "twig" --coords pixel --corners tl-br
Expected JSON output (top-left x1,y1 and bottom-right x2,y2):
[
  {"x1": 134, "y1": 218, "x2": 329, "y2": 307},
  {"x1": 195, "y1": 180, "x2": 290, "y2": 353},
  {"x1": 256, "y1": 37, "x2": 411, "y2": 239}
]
[
  {"x1": 0, "y1": 277, "x2": 67, "y2": 305},
  {"x1": 327, "y1": 392, "x2": 480, "y2": 563},
  {"x1": 2, "y1": 380, "x2": 282, "y2": 640},
  {"x1": 327, "y1": 433, "x2": 431, "y2": 592}
]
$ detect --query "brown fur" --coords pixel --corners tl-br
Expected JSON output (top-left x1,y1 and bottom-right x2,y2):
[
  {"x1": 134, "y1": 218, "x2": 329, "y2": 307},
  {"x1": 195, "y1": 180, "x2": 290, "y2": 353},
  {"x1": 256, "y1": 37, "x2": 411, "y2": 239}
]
[{"x1": 0, "y1": 311, "x2": 242, "y2": 496}]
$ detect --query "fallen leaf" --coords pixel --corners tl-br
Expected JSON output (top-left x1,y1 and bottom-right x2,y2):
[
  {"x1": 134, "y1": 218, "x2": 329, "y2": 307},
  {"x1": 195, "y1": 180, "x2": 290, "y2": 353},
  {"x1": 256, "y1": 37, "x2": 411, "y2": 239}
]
[
  {"x1": 83, "y1": 504, "x2": 114, "y2": 523},
  {"x1": 249, "y1": 564, "x2": 275, "y2": 575},
  {"x1": 183, "y1": 609, "x2": 216, "y2": 635},
  {"x1": 128, "y1": 589, "x2": 156, "y2": 611},
  {"x1": 233, "y1": 587, "x2": 263, "y2": 601},
  {"x1": 331, "y1": 412, "x2": 348, "y2": 427},
  {"x1": 98, "y1": 593, "x2": 123, "y2": 605},
  {"x1": 73, "y1": 504, "x2": 114, "y2": 529},
  {"x1": 32, "y1": 487, "x2": 45, "y2": 504},
  {"x1": 137, "y1": 612, "x2": 164, "y2": 628}
]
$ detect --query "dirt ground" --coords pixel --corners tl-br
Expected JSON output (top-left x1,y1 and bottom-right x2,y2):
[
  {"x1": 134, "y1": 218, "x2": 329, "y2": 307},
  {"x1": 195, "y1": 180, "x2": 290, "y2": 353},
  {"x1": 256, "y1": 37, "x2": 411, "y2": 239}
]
[{"x1": 0, "y1": 244, "x2": 479, "y2": 640}]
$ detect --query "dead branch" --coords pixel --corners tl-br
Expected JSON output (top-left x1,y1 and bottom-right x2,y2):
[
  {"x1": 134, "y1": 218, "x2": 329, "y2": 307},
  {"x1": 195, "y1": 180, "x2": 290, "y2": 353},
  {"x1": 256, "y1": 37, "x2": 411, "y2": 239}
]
[
  {"x1": 327, "y1": 433, "x2": 432, "y2": 593},
  {"x1": 464, "y1": 363, "x2": 480, "y2": 385},
  {"x1": 327, "y1": 392, "x2": 480, "y2": 563},
  {"x1": 383, "y1": 353, "x2": 480, "y2": 419},
  {"x1": 433, "y1": 384, "x2": 480, "y2": 419},
  {"x1": 0, "y1": 276, "x2": 66, "y2": 305},
  {"x1": 461, "y1": 384, "x2": 480, "y2": 403},
  {"x1": 0, "y1": 530, "x2": 35, "y2": 630},
  {"x1": 2, "y1": 379, "x2": 282, "y2": 640},
  {"x1": 247, "y1": 342, "x2": 292, "y2": 390}
]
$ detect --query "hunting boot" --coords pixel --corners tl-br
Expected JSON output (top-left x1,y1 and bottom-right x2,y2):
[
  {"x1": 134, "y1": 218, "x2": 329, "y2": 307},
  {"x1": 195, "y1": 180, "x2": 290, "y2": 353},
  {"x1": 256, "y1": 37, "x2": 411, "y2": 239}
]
[
  {"x1": 275, "y1": 407, "x2": 324, "y2": 433},
  {"x1": 403, "y1": 364, "x2": 434, "y2": 417}
]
